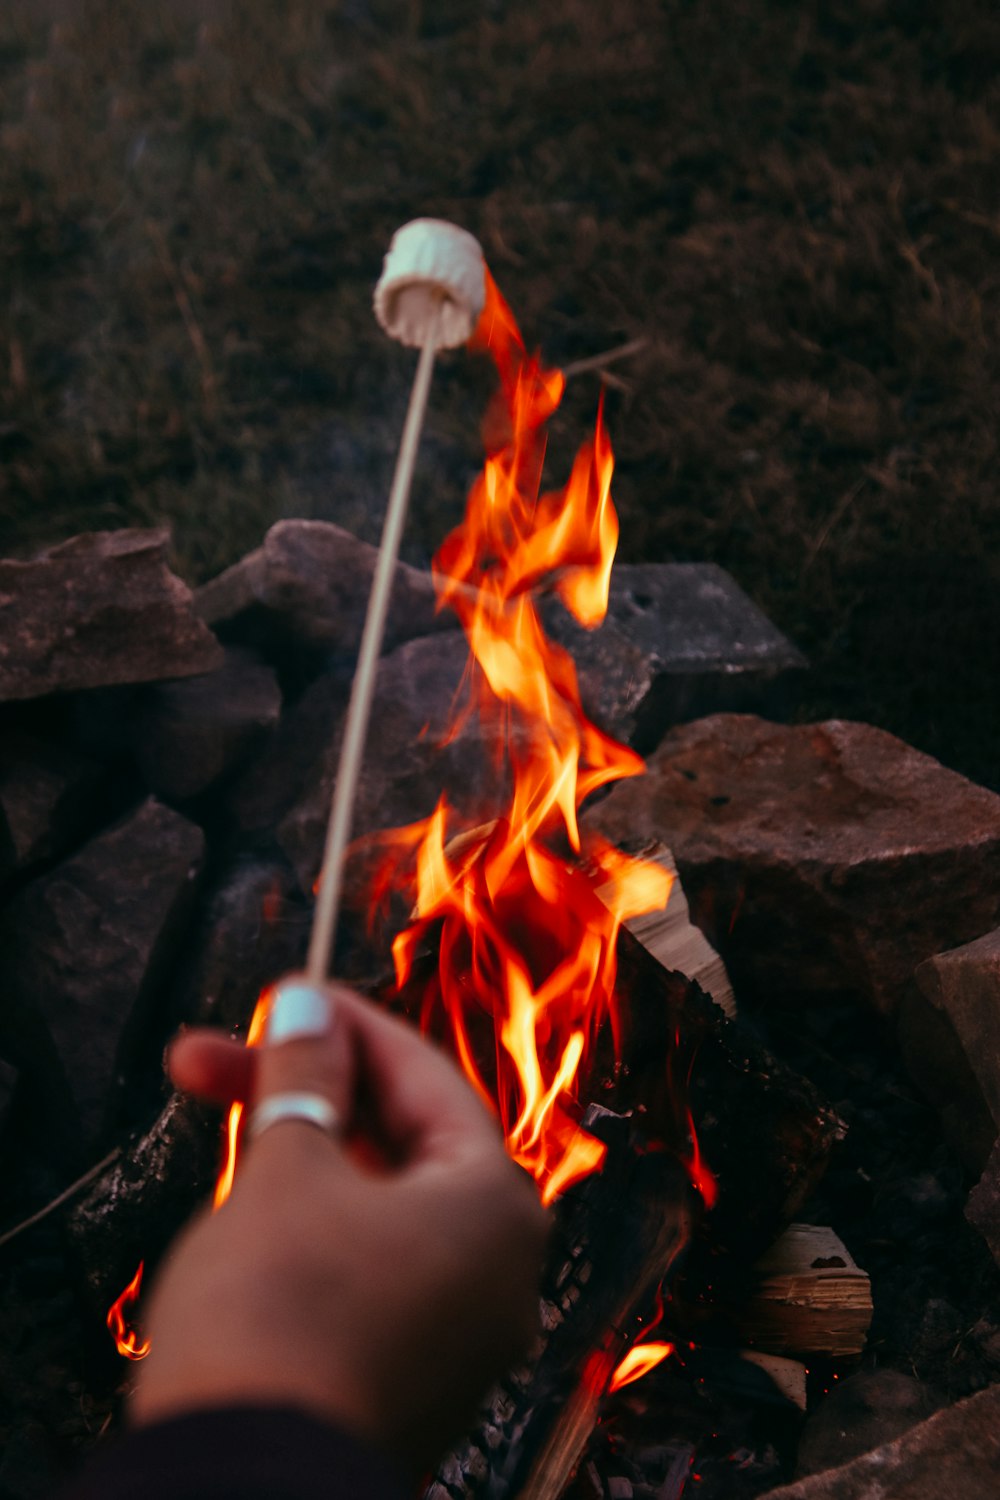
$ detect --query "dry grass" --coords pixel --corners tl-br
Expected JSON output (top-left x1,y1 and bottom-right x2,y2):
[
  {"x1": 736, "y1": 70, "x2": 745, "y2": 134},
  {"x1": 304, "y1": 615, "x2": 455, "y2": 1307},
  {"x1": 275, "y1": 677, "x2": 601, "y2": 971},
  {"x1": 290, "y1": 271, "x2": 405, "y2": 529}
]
[{"x1": 1, "y1": 0, "x2": 998, "y2": 785}]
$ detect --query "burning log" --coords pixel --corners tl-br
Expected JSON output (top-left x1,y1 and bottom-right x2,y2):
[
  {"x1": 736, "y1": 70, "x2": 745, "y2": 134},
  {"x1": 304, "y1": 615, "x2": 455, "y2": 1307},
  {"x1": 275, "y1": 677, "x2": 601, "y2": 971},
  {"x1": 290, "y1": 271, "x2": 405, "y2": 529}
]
[
  {"x1": 66, "y1": 1090, "x2": 218, "y2": 1315},
  {"x1": 407, "y1": 932, "x2": 842, "y2": 1500},
  {"x1": 424, "y1": 1109, "x2": 694, "y2": 1500},
  {"x1": 611, "y1": 924, "x2": 844, "y2": 1262}
]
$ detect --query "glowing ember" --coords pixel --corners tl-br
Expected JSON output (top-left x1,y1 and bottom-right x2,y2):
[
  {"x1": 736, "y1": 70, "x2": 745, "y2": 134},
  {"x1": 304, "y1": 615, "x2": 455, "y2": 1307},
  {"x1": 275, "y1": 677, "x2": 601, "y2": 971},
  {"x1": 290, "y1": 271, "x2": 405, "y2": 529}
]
[
  {"x1": 385, "y1": 272, "x2": 673, "y2": 1204},
  {"x1": 106, "y1": 1260, "x2": 150, "y2": 1361},
  {"x1": 609, "y1": 1339, "x2": 676, "y2": 1393}
]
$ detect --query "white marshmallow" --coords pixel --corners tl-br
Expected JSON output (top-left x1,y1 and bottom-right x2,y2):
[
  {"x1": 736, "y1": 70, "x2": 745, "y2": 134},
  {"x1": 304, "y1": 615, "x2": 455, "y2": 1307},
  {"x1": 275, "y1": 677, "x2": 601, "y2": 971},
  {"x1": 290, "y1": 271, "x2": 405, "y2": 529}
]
[{"x1": 374, "y1": 218, "x2": 485, "y2": 350}]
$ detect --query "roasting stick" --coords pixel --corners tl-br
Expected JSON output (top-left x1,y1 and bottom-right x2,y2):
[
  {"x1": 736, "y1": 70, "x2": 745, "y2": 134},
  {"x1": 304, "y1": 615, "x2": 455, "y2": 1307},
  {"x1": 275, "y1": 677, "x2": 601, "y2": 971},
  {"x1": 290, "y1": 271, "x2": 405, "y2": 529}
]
[{"x1": 305, "y1": 219, "x2": 486, "y2": 984}]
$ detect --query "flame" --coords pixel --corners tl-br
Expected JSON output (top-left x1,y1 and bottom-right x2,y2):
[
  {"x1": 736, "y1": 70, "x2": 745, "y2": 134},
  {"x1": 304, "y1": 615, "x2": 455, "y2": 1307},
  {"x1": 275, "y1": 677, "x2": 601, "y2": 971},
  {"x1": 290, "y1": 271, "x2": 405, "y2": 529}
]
[
  {"x1": 214, "y1": 988, "x2": 273, "y2": 1211},
  {"x1": 608, "y1": 1340, "x2": 676, "y2": 1393},
  {"x1": 106, "y1": 1260, "x2": 150, "y2": 1360},
  {"x1": 383, "y1": 271, "x2": 673, "y2": 1204}
]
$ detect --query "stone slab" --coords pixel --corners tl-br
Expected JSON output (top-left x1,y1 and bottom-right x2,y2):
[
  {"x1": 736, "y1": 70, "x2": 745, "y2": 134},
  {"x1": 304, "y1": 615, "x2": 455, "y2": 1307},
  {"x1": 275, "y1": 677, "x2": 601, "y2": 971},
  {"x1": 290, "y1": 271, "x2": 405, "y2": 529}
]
[
  {"x1": 0, "y1": 732, "x2": 106, "y2": 885},
  {"x1": 543, "y1": 562, "x2": 806, "y2": 751},
  {"x1": 277, "y1": 629, "x2": 511, "y2": 898},
  {"x1": 0, "y1": 797, "x2": 205, "y2": 1154},
  {"x1": 133, "y1": 647, "x2": 282, "y2": 802},
  {"x1": 906, "y1": 929, "x2": 1000, "y2": 1164},
  {"x1": 764, "y1": 1383, "x2": 1000, "y2": 1500},
  {"x1": 0, "y1": 529, "x2": 222, "y2": 702},
  {"x1": 195, "y1": 518, "x2": 451, "y2": 665},
  {"x1": 583, "y1": 715, "x2": 1000, "y2": 1018},
  {"x1": 793, "y1": 1370, "x2": 945, "y2": 1479},
  {"x1": 966, "y1": 1135, "x2": 1000, "y2": 1269}
]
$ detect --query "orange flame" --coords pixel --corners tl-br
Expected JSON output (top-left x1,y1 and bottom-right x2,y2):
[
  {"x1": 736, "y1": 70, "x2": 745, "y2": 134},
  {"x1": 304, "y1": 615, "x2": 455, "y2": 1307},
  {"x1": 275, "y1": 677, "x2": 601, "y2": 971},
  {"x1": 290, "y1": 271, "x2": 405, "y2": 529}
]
[
  {"x1": 106, "y1": 1260, "x2": 150, "y2": 1360},
  {"x1": 385, "y1": 272, "x2": 673, "y2": 1204},
  {"x1": 214, "y1": 988, "x2": 273, "y2": 1211},
  {"x1": 608, "y1": 1339, "x2": 676, "y2": 1393}
]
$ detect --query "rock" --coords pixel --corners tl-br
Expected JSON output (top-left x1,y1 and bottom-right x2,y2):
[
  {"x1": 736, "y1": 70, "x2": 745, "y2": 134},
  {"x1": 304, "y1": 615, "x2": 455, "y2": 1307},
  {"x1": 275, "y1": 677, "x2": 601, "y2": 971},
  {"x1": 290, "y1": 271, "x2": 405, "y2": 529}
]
[
  {"x1": 133, "y1": 648, "x2": 282, "y2": 802},
  {"x1": 766, "y1": 1383, "x2": 1000, "y2": 1499},
  {"x1": 172, "y1": 855, "x2": 311, "y2": 1033},
  {"x1": 583, "y1": 716, "x2": 1000, "y2": 1018},
  {"x1": 0, "y1": 732, "x2": 107, "y2": 885},
  {"x1": 967, "y1": 1136, "x2": 1000, "y2": 1269},
  {"x1": 195, "y1": 519, "x2": 450, "y2": 666},
  {"x1": 227, "y1": 668, "x2": 351, "y2": 844},
  {"x1": 277, "y1": 630, "x2": 510, "y2": 896},
  {"x1": 901, "y1": 930, "x2": 1000, "y2": 1169},
  {"x1": 0, "y1": 798, "x2": 206, "y2": 1156},
  {"x1": 0, "y1": 529, "x2": 222, "y2": 702},
  {"x1": 543, "y1": 562, "x2": 807, "y2": 751},
  {"x1": 795, "y1": 1371, "x2": 946, "y2": 1479}
]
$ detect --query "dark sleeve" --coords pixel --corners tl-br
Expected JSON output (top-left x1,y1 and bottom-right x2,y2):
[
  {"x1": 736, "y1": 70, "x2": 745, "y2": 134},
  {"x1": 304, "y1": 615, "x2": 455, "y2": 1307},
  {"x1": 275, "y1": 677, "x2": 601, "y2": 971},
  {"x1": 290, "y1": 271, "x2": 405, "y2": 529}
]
[{"x1": 58, "y1": 1405, "x2": 411, "y2": 1500}]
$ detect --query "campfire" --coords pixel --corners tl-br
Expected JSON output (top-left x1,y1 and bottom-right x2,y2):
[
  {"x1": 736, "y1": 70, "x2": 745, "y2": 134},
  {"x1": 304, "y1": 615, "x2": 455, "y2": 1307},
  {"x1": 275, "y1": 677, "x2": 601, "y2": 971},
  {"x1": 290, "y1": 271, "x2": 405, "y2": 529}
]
[{"x1": 0, "y1": 224, "x2": 999, "y2": 1500}]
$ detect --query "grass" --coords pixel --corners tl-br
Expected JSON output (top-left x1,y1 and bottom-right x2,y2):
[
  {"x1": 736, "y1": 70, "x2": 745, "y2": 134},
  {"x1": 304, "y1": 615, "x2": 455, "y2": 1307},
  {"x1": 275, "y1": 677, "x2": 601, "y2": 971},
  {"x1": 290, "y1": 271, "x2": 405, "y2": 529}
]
[{"x1": 0, "y1": 0, "x2": 998, "y2": 786}]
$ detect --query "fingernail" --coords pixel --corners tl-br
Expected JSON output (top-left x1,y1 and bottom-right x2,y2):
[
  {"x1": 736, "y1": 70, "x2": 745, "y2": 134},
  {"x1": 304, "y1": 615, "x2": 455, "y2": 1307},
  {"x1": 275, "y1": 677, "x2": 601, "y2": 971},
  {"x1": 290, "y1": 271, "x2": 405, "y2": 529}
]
[{"x1": 266, "y1": 982, "x2": 332, "y2": 1044}]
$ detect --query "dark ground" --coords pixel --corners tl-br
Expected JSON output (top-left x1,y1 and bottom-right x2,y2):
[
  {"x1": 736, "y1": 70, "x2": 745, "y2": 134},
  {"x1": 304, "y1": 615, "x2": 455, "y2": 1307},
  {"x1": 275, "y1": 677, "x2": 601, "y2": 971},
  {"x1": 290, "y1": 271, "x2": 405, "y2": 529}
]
[{"x1": 0, "y1": 0, "x2": 998, "y2": 787}]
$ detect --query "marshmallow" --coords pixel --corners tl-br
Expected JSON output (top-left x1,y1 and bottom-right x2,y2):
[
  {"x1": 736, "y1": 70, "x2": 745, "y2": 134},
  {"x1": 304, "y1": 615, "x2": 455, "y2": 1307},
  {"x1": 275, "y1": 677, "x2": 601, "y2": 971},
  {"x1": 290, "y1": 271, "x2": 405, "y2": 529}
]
[{"x1": 374, "y1": 218, "x2": 485, "y2": 350}]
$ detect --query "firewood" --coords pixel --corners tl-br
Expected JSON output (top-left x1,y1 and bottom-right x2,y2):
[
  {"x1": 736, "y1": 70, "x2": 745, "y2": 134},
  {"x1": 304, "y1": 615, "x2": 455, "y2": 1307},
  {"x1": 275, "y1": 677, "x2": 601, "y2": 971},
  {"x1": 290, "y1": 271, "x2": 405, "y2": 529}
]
[
  {"x1": 733, "y1": 1224, "x2": 873, "y2": 1359},
  {"x1": 424, "y1": 1111, "x2": 694, "y2": 1500},
  {"x1": 598, "y1": 840, "x2": 736, "y2": 1018},
  {"x1": 739, "y1": 1350, "x2": 808, "y2": 1412},
  {"x1": 66, "y1": 1091, "x2": 219, "y2": 1315},
  {"x1": 610, "y1": 925, "x2": 844, "y2": 1262}
]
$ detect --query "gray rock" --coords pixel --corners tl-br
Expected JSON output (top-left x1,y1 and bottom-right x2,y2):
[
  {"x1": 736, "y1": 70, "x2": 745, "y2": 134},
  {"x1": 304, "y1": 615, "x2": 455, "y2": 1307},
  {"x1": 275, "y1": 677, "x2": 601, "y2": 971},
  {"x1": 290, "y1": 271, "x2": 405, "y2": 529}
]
[
  {"x1": 902, "y1": 929, "x2": 1000, "y2": 1170},
  {"x1": 277, "y1": 630, "x2": 511, "y2": 896},
  {"x1": 133, "y1": 647, "x2": 282, "y2": 802},
  {"x1": 794, "y1": 1370, "x2": 946, "y2": 1479},
  {"x1": 178, "y1": 856, "x2": 310, "y2": 1032},
  {"x1": 0, "y1": 798, "x2": 205, "y2": 1154},
  {"x1": 967, "y1": 1135, "x2": 1000, "y2": 1270},
  {"x1": 227, "y1": 668, "x2": 351, "y2": 843},
  {"x1": 543, "y1": 562, "x2": 806, "y2": 750},
  {"x1": 583, "y1": 715, "x2": 1000, "y2": 1019},
  {"x1": 0, "y1": 732, "x2": 106, "y2": 884},
  {"x1": 0, "y1": 529, "x2": 222, "y2": 702},
  {"x1": 195, "y1": 518, "x2": 450, "y2": 663},
  {"x1": 766, "y1": 1383, "x2": 1000, "y2": 1500}
]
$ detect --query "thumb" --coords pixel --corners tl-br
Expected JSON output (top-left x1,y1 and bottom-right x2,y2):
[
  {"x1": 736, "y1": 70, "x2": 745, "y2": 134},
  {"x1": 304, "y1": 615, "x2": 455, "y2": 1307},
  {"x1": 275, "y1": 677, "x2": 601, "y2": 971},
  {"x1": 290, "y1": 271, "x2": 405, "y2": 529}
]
[{"x1": 249, "y1": 977, "x2": 356, "y2": 1143}]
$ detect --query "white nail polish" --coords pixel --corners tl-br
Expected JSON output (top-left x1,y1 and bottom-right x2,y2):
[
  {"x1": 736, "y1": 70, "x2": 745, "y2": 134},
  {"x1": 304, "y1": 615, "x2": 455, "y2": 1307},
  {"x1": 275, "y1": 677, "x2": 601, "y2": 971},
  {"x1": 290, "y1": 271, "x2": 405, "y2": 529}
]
[{"x1": 266, "y1": 983, "x2": 331, "y2": 1044}]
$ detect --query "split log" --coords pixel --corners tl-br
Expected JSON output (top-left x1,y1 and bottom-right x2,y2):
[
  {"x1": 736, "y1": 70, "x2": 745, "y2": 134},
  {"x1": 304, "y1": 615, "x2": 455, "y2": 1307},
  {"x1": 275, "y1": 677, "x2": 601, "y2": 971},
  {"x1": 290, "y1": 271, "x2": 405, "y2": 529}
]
[
  {"x1": 601, "y1": 840, "x2": 735, "y2": 1018},
  {"x1": 732, "y1": 1225, "x2": 873, "y2": 1360}
]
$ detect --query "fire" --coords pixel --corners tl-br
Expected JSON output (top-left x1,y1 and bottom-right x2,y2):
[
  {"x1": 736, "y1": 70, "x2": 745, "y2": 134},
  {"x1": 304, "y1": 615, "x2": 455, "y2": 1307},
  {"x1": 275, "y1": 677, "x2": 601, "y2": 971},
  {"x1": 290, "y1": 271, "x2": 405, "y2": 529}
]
[
  {"x1": 214, "y1": 988, "x2": 272, "y2": 1211},
  {"x1": 106, "y1": 1260, "x2": 150, "y2": 1361},
  {"x1": 609, "y1": 1340, "x2": 676, "y2": 1393},
  {"x1": 387, "y1": 271, "x2": 673, "y2": 1204},
  {"x1": 107, "y1": 988, "x2": 273, "y2": 1359}
]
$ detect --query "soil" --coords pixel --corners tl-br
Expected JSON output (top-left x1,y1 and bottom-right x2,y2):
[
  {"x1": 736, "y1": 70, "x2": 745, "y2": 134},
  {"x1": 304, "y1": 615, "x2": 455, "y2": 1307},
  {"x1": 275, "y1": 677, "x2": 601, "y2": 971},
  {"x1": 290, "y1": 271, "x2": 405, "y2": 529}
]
[{"x1": 0, "y1": 0, "x2": 998, "y2": 788}]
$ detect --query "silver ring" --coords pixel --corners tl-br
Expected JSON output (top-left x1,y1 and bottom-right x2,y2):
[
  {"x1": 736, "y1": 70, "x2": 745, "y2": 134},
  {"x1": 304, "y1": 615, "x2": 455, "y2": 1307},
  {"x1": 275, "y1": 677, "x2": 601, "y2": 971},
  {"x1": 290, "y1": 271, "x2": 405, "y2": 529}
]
[{"x1": 248, "y1": 1090, "x2": 341, "y2": 1142}]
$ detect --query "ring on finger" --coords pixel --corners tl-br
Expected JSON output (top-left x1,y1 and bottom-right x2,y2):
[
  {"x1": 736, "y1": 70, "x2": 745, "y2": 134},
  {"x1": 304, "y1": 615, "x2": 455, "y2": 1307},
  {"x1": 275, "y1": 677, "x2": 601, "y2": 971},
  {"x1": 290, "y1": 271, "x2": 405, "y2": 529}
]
[{"x1": 248, "y1": 1090, "x2": 341, "y2": 1142}]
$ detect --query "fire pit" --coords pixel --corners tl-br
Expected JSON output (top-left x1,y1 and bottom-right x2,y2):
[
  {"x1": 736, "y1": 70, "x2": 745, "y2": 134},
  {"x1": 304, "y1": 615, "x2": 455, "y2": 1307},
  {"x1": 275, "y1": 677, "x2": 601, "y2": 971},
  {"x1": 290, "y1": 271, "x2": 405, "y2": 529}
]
[{"x1": 0, "y1": 245, "x2": 998, "y2": 1500}]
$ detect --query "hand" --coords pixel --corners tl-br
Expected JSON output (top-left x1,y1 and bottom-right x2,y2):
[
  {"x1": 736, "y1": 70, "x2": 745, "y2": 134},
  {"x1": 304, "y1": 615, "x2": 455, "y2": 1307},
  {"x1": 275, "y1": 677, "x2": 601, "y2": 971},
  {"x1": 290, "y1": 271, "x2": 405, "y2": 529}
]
[{"x1": 131, "y1": 978, "x2": 548, "y2": 1478}]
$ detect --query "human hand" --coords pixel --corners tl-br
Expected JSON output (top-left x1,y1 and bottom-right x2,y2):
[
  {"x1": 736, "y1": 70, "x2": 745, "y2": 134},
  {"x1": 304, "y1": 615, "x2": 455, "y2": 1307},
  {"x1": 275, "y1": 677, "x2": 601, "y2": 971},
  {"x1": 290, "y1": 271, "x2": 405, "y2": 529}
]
[{"x1": 131, "y1": 978, "x2": 548, "y2": 1478}]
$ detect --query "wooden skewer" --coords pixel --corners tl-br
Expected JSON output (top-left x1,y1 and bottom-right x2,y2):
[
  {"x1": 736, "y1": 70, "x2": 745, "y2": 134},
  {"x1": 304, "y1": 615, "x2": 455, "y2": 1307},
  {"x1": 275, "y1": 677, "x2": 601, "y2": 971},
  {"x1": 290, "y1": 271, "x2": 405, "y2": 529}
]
[{"x1": 305, "y1": 294, "x2": 444, "y2": 984}]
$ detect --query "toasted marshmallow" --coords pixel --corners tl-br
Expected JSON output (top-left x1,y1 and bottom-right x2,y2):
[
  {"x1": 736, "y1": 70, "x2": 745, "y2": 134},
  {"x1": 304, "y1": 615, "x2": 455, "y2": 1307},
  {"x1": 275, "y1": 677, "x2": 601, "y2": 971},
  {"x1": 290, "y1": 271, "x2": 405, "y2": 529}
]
[{"x1": 374, "y1": 218, "x2": 485, "y2": 349}]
